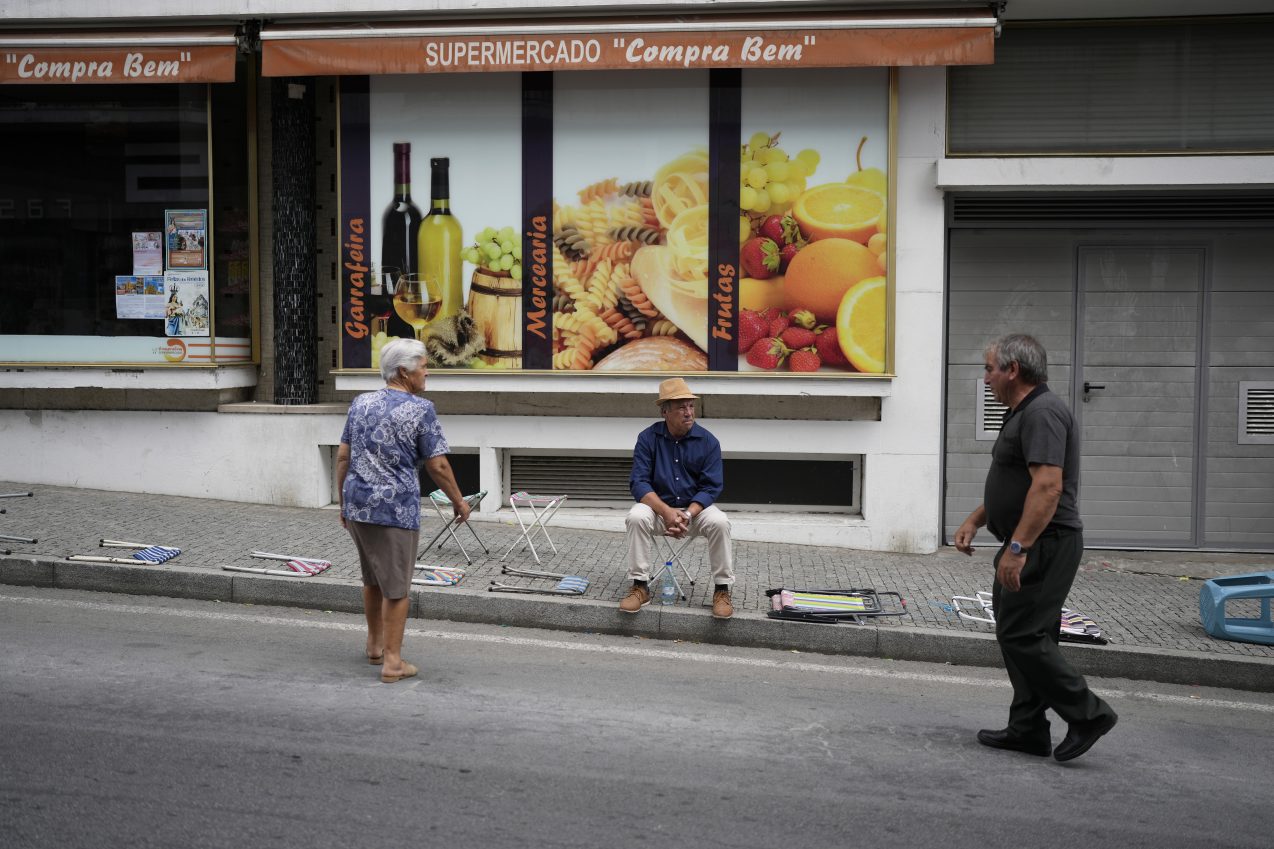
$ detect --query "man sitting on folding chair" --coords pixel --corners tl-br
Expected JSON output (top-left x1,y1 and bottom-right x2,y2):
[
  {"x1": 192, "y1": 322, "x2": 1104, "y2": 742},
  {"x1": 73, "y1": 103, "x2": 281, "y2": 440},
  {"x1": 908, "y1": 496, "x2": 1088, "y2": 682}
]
[{"x1": 619, "y1": 377, "x2": 734, "y2": 619}]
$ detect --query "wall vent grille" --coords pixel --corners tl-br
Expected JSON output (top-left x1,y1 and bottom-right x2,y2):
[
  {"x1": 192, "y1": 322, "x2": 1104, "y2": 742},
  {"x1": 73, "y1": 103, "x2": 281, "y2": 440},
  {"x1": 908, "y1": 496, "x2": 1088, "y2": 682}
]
[
  {"x1": 976, "y1": 382, "x2": 1009, "y2": 440},
  {"x1": 1239, "y1": 382, "x2": 1274, "y2": 444},
  {"x1": 951, "y1": 193, "x2": 1274, "y2": 225}
]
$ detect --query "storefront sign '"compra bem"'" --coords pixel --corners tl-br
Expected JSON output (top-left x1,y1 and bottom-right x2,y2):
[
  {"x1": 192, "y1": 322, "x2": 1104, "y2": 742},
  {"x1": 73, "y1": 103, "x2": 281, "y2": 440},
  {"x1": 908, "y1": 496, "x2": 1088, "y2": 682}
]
[
  {"x1": 1, "y1": 46, "x2": 236, "y2": 84},
  {"x1": 264, "y1": 27, "x2": 993, "y2": 76}
]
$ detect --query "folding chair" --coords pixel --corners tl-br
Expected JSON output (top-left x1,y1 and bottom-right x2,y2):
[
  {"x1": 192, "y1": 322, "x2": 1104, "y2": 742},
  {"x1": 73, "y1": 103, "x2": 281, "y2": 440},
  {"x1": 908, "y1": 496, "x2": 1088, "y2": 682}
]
[
  {"x1": 68, "y1": 538, "x2": 182, "y2": 565},
  {"x1": 766, "y1": 587, "x2": 907, "y2": 624},
  {"x1": 0, "y1": 490, "x2": 36, "y2": 547},
  {"x1": 488, "y1": 564, "x2": 589, "y2": 596},
  {"x1": 421, "y1": 489, "x2": 489, "y2": 564},
  {"x1": 500, "y1": 492, "x2": 568, "y2": 565},
  {"x1": 412, "y1": 564, "x2": 465, "y2": 586},
  {"x1": 222, "y1": 550, "x2": 332, "y2": 576},
  {"x1": 650, "y1": 535, "x2": 696, "y2": 601},
  {"x1": 952, "y1": 590, "x2": 1109, "y2": 645}
]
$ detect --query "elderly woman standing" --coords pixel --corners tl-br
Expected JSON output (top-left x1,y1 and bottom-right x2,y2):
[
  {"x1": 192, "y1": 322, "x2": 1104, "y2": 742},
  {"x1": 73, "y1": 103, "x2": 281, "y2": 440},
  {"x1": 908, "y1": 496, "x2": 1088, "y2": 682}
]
[{"x1": 336, "y1": 338, "x2": 469, "y2": 683}]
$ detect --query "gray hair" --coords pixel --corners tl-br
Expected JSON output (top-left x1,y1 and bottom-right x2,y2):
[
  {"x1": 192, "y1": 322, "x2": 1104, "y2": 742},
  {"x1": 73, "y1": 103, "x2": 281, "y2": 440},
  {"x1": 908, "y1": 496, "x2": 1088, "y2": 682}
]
[
  {"x1": 986, "y1": 334, "x2": 1048, "y2": 384},
  {"x1": 380, "y1": 338, "x2": 428, "y2": 383}
]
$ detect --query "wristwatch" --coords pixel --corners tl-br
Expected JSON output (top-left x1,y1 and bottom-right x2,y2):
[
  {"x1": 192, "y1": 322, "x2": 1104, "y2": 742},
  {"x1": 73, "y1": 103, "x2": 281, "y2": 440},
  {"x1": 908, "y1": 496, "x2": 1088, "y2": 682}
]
[{"x1": 1009, "y1": 540, "x2": 1030, "y2": 555}]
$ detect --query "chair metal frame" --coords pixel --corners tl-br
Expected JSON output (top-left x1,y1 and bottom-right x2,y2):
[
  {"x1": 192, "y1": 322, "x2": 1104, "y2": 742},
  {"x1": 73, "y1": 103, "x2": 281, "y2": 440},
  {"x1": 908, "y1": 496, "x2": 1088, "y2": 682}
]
[
  {"x1": 421, "y1": 489, "x2": 489, "y2": 564},
  {"x1": 500, "y1": 492, "x2": 568, "y2": 565},
  {"x1": 0, "y1": 490, "x2": 36, "y2": 547},
  {"x1": 649, "y1": 534, "x2": 697, "y2": 601}
]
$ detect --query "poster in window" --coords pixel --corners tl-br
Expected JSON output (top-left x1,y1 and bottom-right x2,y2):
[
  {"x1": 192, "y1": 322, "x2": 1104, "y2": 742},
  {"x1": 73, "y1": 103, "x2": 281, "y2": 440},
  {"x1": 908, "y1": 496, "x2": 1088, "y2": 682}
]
[
  {"x1": 132, "y1": 232, "x2": 163, "y2": 276},
  {"x1": 163, "y1": 270, "x2": 210, "y2": 337},
  {"x1": 114, "y1": 275, "x2": 167, "y2": 320},
  {"x1": 164, "y1": 209, "x2": 208, "y2": 270}
]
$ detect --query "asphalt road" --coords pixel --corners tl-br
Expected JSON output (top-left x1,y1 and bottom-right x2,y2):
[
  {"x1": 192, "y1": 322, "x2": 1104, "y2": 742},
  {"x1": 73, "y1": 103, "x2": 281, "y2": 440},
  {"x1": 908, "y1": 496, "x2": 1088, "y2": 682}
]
[{"x1": 2, "y1": 587, "x2": 1272, "y2": 849}]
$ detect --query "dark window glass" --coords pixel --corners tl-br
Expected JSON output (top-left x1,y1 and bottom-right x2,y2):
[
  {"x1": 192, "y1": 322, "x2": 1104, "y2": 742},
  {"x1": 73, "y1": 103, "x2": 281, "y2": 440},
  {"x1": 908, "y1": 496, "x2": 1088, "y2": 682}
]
[{"x1": 0, "y1": 61, "x2": 251, "y2": 360}]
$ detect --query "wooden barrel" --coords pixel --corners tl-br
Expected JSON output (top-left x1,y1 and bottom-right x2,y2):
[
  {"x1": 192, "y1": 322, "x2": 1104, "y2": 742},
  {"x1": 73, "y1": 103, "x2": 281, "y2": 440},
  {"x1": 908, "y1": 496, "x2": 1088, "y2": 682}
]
[{"x1": 466, "y1": 268, "x2": 523, "y2": 369}]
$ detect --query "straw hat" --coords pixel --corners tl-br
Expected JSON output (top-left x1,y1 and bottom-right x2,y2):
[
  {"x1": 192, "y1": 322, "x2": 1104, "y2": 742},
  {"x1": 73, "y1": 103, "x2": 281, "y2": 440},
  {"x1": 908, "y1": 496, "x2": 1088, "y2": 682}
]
[{"x1": 656, "y1": 377, "x2": 698, "y2": 405}]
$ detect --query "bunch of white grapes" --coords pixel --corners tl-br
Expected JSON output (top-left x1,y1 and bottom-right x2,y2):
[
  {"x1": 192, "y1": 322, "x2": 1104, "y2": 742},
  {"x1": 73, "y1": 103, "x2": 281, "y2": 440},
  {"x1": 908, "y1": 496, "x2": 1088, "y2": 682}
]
[
  {"x1": 739, "y1": 131, "x2": 820, "y2": 218},
  {"x1": 463, "y1": 226, "x2": 523, "y2": 280}
]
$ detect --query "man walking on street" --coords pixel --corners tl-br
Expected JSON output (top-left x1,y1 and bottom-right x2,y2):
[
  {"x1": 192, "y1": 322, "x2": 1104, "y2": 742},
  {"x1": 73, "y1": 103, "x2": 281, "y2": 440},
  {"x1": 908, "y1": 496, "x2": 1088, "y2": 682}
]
[{"x1": 955, "y1": 334, "x2": 1118, "y2": 762}]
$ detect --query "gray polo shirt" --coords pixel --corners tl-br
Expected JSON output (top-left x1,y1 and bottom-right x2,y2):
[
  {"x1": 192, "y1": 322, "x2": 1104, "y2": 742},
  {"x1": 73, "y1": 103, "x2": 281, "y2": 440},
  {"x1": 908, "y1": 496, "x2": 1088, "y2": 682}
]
[{"x1": 984, "y1": 384, "x2": 1083, "y2": 542}]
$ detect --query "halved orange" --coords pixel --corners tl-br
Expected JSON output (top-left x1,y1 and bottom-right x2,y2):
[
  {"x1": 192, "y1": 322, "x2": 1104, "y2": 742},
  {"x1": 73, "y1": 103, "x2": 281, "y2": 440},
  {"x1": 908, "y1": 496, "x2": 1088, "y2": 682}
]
[
  {"x1": 836, "y1": 276, "x2": 887, "y2": 373},
  {"x1": 792, "y1": 183, "x2": 884, "y2": 245}
]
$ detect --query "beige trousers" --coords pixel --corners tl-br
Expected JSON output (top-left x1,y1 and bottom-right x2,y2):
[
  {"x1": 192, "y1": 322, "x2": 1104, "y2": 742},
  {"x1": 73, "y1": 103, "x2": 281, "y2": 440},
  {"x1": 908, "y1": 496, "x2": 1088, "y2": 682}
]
[{"x1": 625, "y1": 503, "x2": 734, "y2": 586}]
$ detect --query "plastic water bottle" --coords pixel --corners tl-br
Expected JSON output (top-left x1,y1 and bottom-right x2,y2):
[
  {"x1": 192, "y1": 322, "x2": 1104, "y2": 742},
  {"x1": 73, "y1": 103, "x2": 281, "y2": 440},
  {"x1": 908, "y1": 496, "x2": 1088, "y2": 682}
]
[{"x1": 660, "y1": 562, "x2": 677, "y2": 605}]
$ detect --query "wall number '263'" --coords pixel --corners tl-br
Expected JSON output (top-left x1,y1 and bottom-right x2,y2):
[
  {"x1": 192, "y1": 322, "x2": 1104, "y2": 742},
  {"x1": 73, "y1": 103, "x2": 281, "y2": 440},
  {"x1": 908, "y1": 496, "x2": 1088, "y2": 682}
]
[{"x1": 0, "y1": 198, "x2": 74, "y2": 218}]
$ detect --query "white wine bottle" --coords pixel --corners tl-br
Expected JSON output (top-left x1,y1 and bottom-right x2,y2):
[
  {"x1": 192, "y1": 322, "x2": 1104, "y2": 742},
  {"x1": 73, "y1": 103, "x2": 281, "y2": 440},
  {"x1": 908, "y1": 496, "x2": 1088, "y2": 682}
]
[{"x1": 418, "y1": 157, "x2": 464, "y2": 320}]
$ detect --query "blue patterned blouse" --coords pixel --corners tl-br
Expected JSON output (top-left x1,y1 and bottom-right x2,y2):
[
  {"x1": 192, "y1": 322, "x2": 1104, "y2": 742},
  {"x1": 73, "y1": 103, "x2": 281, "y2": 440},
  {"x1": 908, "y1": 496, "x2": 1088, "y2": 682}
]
[{"x1": 340, "y1": 388, "x2": 450, "y2": 530}]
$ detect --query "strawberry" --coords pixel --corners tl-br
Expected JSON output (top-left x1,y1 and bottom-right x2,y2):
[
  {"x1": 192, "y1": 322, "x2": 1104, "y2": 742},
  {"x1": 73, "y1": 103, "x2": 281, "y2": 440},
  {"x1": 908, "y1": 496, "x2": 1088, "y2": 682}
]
[
  {"x1": 780, "y1": 327, "x2": 816, "y2": 349},
  {"x1": 779, "y1": 242, "x2": 801, "y2": 270},
  {"x1": 768, "y1": 313, "x2": 791, "y2": 336},
  {"x1": 758, "y1": 215, "x2": 786, "y2": 244},
  {"x1": 760, "y1": 307, "x2": 783, "y2": 323},
  {"x1": 789, "y1": 349, "x2": 822, "y2": 372},
  {"x1": 738, "y1": 309, "x2": 768, "y2": 353},
  {"x1": 746, "y1": 337, "x2": 788, "y2": 370},
  {"x1": 815, "y1": 327, "x2": 850, "y2": 367},
  {"x1": 740, "y1": 237, "x2": 780, "y2": 279},
  {"x1": 789, "y1": 309, "x2": 817, "y2": 330}
]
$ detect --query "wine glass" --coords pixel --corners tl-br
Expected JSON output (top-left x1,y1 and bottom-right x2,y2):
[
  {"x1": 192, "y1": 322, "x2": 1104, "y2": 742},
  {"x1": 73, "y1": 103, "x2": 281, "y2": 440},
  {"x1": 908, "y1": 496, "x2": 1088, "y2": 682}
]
[{"x1": 392, "y1": 272, "x2": 442, "y2": 340}]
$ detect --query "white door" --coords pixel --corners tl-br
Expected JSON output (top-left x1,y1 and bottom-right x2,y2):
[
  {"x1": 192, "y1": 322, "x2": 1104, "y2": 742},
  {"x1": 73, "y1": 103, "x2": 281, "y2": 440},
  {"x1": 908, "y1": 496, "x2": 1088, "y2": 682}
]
[{"x1": 1076, "y1": 245, "x2": 1205, "y2": 547}]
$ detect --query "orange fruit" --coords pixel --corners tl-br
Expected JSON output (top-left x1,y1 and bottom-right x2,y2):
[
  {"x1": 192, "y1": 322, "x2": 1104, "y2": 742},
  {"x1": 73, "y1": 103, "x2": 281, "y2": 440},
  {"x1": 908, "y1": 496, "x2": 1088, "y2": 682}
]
[
  {"x1": 836, "y1": 276, "x2": 887, "y2": 373},
  {"x1": 792, "y1": 183, "x2": 884, "y2": 245},
  {"x1": 782, "y1": 238, "x2": 880, "y2": 323}
]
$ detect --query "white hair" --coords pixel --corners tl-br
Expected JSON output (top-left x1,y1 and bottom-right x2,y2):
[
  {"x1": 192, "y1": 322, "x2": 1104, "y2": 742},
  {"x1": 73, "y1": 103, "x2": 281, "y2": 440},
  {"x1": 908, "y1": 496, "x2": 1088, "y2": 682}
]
[{"x1": 379, "y1": 338, "x2": 427, "y2": 383}]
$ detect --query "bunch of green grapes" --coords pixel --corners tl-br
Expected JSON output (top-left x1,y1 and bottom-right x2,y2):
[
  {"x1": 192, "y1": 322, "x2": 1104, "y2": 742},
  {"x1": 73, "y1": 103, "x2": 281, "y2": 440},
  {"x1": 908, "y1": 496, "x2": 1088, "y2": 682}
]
[
  {"x1": 463, "y1": 226, "x2": 523, "y2": 280},
  {"x1": 739, "y1": 131, "x2": 820, "y2": 220}
]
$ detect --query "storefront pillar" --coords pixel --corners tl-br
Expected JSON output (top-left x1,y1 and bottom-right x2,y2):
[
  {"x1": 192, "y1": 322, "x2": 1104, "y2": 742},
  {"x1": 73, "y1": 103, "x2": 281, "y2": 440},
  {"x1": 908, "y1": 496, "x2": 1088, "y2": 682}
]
[{"x1": 270, "y1": 77, "x2": 318, "y2": 404}]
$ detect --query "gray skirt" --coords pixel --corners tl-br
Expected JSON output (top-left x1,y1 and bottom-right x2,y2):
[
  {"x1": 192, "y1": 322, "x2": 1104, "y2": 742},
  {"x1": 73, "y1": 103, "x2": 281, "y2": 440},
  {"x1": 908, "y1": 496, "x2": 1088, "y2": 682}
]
[{"x1": 346, "y1": 520, "x2": 419, "y2": 600}]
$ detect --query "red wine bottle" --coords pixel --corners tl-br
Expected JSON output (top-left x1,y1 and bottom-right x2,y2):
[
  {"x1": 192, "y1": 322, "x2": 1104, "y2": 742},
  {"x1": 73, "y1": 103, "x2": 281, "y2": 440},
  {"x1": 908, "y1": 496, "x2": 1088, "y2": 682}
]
[{"x1": 378, "y1": 141, "x2": 422, "y2": 339}]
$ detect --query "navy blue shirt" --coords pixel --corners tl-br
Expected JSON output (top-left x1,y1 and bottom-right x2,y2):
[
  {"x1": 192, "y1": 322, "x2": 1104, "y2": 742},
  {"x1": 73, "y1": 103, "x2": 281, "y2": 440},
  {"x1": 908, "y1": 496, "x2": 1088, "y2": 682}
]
[{"x1": 630, "y1": 421, "x2": 723, "y2": 510}]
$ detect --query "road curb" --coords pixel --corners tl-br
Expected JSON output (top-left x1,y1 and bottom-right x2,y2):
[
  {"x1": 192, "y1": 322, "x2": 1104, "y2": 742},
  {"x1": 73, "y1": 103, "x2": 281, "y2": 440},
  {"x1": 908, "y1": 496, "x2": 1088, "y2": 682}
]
[{"x1": 4, "y1": 555, "x2": 1272, "y2": 693}]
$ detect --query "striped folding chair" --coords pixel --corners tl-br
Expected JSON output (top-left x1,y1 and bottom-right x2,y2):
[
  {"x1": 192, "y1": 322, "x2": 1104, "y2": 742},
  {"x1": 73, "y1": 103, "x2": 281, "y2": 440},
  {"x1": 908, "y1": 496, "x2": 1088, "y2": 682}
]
[
  {"x1": 67, "y1": 538, "x2": 182, "y2": 565},
  {"x1": 221, "y1": 551, "x2": 333, "y2": 577},
  {"x1": 500, "y1": 492, "x2": 568, "y2": 565},
  {"x1": 420, "y1": 489, "x2": 489, "y2": 565}
]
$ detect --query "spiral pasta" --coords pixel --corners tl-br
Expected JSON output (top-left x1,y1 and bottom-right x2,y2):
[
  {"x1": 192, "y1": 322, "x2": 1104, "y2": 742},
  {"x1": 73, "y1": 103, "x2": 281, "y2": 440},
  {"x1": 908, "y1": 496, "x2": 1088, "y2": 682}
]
[{"x1": 578, "y1": 177, "x2": 620, "y2": 205}]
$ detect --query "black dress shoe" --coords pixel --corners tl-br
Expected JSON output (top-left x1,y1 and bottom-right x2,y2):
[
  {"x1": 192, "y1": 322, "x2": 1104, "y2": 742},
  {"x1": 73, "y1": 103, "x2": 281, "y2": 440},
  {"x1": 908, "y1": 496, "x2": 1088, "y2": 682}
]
[
  {"x1": 1054, "y1": 713, "x2": 1118, "y2": 762},
  {"x1": 976, "y1": 728, "x2": 1052, "y2": 757}
]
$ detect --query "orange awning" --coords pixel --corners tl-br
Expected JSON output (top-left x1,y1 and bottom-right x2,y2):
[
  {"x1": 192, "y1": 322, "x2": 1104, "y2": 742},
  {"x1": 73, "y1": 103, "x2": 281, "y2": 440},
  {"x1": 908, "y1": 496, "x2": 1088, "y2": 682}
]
[
  {"x1": 0, "y1": 27, "x2": 239, "y2": 84},
  {"x1": 261, "y1": 9, "x2": 996, "y2": 76}
]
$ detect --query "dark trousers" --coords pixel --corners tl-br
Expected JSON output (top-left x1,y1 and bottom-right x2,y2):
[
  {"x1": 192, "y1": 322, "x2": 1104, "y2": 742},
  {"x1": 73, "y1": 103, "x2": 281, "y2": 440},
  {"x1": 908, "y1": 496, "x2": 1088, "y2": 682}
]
[{"x1": 992, "y1": 529, "x2": 1113, "y2": 740}]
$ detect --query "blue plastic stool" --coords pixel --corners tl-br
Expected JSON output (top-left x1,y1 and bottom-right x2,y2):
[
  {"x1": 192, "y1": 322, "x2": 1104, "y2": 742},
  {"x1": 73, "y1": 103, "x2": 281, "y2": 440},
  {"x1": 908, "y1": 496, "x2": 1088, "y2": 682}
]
[{"x1": 1199, "y1": 571, "x2": 1274, "y2": 646}]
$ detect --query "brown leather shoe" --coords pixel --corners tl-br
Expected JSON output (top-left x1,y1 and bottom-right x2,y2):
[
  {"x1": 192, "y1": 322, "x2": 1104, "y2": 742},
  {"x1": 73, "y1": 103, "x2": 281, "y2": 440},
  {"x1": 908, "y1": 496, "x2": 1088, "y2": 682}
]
[
  {"x1": 619, "y1": 584, "x2": 651, "y2": 613},
  {"x1": 712, "y1": 588, "x2": 734, "y2": 619}
]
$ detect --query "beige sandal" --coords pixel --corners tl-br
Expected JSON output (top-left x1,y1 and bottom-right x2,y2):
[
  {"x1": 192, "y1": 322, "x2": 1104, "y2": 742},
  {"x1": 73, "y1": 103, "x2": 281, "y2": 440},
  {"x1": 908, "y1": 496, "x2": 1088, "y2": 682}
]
[{"x1": 381, "y1": 661, "x2": 418, "y2": 684}]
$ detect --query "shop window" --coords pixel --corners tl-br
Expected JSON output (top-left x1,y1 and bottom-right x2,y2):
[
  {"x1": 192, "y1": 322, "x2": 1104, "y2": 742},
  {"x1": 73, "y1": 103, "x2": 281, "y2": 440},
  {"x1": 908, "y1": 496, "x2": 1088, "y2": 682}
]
[
  {"x1": 0, "y1": 64, "x2": 253, "y2": 364},
  {"x1": 949, "y1": 21, "x2": 1274, "y2": 155}
]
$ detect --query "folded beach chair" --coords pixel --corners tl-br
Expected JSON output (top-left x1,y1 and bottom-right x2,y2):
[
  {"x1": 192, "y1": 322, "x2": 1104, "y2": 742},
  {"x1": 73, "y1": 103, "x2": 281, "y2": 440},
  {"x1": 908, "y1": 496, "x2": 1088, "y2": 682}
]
[
  {"x1": 67, "y1": 538, "x2": 182, "y2": 565},
  {"x1": 952, "y1": 591, "x2": 1109, "y2": 645},
  {"x1": 221, "y1": 550, "x2": 332, "y2": 577},
  {"x1": 412, "y1": 564, "x2": 466, "y2": 586},
  {"x1": 766, "y1": 587, "x2": 907, "y2": 624},
  {"x1": 488, "y1": 564, "x2": 589, "y2": 596}
]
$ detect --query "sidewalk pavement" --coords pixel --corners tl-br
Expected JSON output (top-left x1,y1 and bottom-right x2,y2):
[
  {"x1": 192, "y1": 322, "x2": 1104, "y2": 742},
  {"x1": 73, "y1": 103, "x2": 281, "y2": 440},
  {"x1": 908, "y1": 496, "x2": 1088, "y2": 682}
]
[{"x1": 2, "y1": 480, "x2": 1272, "y2": 693}]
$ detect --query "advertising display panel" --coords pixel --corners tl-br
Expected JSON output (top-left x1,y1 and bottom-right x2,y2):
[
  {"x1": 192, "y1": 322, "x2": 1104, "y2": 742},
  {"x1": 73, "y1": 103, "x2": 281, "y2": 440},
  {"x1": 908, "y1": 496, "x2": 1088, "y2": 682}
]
[{"x1": 339, "y1": 67, "x2": 889, "y2": 375}]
